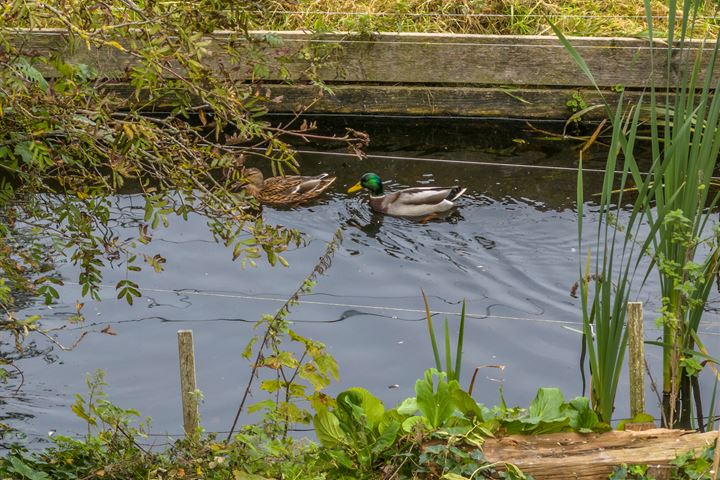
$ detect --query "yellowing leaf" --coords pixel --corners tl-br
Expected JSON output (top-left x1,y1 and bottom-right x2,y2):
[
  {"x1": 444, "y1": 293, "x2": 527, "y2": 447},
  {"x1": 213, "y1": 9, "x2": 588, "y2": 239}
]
[
  {"x1": 122, "y1": 124, "x2": 134, "y2": 140},
  {"x1": 106, "y1": 40, "x2": 126, "y2": 52}
]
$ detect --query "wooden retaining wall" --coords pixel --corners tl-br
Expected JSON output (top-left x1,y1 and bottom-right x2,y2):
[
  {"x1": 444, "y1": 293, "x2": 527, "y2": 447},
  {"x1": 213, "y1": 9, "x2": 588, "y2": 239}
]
[
  {"x1": 8, "y1": 30, "x2": 718, "y2": 119},
  {"x1": 483, "y1": 428, "x2": 717, "y2": 479}
]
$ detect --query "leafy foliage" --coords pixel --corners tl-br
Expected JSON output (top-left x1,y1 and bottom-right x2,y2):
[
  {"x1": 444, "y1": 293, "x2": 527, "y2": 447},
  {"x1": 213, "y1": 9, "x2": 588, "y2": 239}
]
[
  {"x1": 0, "y1": 1, "x2": 365, "y2": 389},
  {"x1": 313, "y1": 368, "x2": 608, "y2": 478},
  {"x1": 554, "y1": 0, "x2": 720, "y2": 426},
  {"x1": 608, "y1": 442, "x2": 717, "y2": 480},
  {"x1": 0, "y1": 366, "x2": 709, "y2": 480}
]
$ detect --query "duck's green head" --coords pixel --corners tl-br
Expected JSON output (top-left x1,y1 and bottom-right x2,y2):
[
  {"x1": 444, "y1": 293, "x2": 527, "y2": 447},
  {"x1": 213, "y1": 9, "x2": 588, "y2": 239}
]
[{"x1": 347, "y1": 172, "x2": 383, "y2": 195}]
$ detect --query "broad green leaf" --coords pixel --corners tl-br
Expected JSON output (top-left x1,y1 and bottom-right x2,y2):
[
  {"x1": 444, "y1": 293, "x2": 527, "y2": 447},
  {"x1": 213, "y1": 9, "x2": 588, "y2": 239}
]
[
  {"x1": 415, "y1": 369, "x2": 455, "y2": 429},
  {"x1": 8, "y1": 457, "x2": 50, "y2": 480},
  {"x1": 528, "y1": 387, "x2": 564, "y2": 420},
  {"x1": 451, "y1": 388, "x2": 485, "y2": 421},
  {"x1": 337, "y1": 387, "x2": 385, "y2": 427},
  {"x1": 371, "y1": 421, "x2": 400, "y2": 454},
  {"x1": 567, "y1": 396, "x2": 599, "y2": 431},
  {"x1": 313, "y1": 410, "x2": 346, "y2": 447},
  {"x1": 396, "y1": 397, "x2": 418, "y2": 416},
  {"x1": 379, "y1": 408, "x2": 405, "y2": 434},
  {"x1": 401, "y1": 415, "x2": 431, "y2": 433}
]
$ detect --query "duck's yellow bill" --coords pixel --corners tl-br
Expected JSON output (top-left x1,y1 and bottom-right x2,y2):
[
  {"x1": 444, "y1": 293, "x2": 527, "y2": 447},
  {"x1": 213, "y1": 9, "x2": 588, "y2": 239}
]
[{"x1": 347, "y1": 182, "x2": 363, "y2": 193}]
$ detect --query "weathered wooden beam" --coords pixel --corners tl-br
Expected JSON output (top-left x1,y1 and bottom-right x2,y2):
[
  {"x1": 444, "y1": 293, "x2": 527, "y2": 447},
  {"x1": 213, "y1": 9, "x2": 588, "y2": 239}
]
[
  {"x1": 7, "y1": 29, "x2": 718, "y2": 88},
  {"x1": 483, "y1": 429, "x2": 716, "y2": 480},
  {"x1": 95, "y1": 83, "x2": 677, "y2": 119},
  {"x1": 627, "y1": 302, "x2": 646, "y2": 419},
  {"x1": 177, "y1": 329, "x2": 199, "y2": 437},
  {"x1": 264, "y1": 85, "x2": 646, "y2": 119}
]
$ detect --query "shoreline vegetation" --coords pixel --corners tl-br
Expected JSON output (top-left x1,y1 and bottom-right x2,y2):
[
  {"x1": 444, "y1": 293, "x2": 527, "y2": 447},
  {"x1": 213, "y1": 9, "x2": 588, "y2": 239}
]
[{"x1": 1, "y1": 0, "x2": 720, "y2": 478}]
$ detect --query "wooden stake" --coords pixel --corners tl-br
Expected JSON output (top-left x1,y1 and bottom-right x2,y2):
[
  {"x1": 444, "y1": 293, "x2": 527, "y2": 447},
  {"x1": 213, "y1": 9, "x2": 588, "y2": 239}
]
[
  {"x1": 712, "y1": 425, "x2": 720, "y2": 480},
  {"x1": 177, "y1": 330, "x2": 199, "y2": 436},
  {"x1": 627, "y1": 302, "x2": 645, "y2": 418}
]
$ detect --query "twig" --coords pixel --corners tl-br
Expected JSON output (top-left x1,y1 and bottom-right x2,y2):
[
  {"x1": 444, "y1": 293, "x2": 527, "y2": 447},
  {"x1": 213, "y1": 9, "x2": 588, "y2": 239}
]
[
  {"x1": 5, "y1": 362, "x2": 25, "y2": 395},
  {"x1": 34, "y1": 329, "x2": 88, "y2": 351},
  {"x1": 226, "y1": 228, "x2": 343, "y2": 442},
  {"x1": 468, "y1": 365, "x2": 505, "y2": 396}
]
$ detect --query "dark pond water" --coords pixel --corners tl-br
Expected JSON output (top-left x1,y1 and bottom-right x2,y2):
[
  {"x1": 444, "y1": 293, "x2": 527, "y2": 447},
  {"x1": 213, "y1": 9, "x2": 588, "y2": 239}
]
[{"x1": 8, "y1": 116, "x2": 720, "y2": 446}]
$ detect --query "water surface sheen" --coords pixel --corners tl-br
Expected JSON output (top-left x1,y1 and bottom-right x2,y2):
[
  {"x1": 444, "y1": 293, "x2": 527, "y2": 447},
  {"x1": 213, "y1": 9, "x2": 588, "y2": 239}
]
[{"x1": 11, "y1": 117, "x2": 720, "y2": 444}]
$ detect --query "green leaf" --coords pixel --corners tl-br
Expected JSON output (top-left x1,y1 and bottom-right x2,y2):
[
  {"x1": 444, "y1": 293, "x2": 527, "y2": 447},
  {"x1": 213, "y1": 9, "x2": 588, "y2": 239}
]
[
  {"x1": 415, "y1": 369, "x2": 456, "y2": 429},
  {"x1": 313, "y1": 410, "x2": 346, "y2": 447},
  {"x1": 13, "y1": 57, "x2": 49, "y2": 92},
  {"x1": 451, "y1": 388, "x2": 485, "y2": 421},
  {"x1": 336, "y1": 387, "x2": 385, "y2": 427},
  {"x1": 401, "y1": 415, "x2": 431, "y2": 433},
  {"x1": 371, "y1": 421, "x2": 399, "y2": 455},
  {"x1": 242, "y1": 336, "x2": 258, "y2": 359},
  {"x1": 528, "y1": 387, "x2": 564, "y2": 420},
  {"x1": 396, "y1": 397, "x2": 418, "y2": 416},
  {"x1": 14, "y1": 142, "x2": 34, "y2": 164},
  {"x1": 567, "y1": 396, "x2": 599, "y2": 431},
  {"x1": 8, "y1": 457, "x2": 50, "y2": 480}
]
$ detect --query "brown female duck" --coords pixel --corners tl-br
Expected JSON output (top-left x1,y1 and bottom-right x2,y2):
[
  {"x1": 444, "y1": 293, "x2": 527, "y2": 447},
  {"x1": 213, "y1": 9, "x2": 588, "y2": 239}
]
[{"x1": 243, "y1": 167, "x2": 336, "y2": 206}]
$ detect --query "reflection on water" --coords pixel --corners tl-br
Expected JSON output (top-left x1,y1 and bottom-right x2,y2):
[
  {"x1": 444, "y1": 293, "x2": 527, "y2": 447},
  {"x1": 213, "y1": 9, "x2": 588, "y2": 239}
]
[{"x1": 7, "y1": 116, "x2": 720, "y2": 446}]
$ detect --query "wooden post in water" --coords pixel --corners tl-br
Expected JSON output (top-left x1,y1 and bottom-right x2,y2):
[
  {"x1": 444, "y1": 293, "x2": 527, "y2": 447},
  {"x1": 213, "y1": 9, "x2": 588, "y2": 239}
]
[
  {"x1": 627, "y1": 302, "x2": 645, "y2": 418},
  {"x1": 177, "y1": 330, "x2": 199, "y2": 436}
]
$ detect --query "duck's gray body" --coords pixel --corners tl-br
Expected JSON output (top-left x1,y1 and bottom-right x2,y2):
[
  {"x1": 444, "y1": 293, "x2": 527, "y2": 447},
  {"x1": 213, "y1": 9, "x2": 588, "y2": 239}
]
[{"x1": 369, "y1": 186, "x2": 467, "y2": 216}]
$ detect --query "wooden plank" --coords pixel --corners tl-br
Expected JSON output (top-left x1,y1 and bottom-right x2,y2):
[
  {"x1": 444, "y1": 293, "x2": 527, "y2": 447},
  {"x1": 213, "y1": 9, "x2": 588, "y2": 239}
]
[
  {"x1": 264, "y1": 85, "x2": 638, "y2": 119},
  {"x1": 6, "y1": 29, "x2": 718, "y2": 88},
  {"x1": 96, "y1": 83, "x2": 670, "y2": 119},
  {"x1": 482, "y1": 429, "x2": 717, "y2": 480},
  {"x1": 177, "y1": 329, "x2": 199, "y2": 437}
]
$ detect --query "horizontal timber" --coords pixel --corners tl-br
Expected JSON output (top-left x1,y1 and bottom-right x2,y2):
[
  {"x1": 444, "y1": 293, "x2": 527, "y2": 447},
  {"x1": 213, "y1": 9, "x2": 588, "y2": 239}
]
[
  {"x1": 7, "y1": 29, "x2": 717, "y2": 118},
  {"x1": 482, "y1": 428, "x2": 717, "y2": 480},
  {"x1": 265, "y1": 85, "x2": 634, "y2": 119}
]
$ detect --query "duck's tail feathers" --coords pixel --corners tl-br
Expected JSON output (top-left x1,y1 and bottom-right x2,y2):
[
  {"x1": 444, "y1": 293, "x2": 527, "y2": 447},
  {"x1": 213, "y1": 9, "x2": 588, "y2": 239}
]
[
  {"x1": 292, "y1": 175, "x2": 336, "y2": 194},
  {"x1": 447, "y1": 187, "x2": 467, "y2": 202}
]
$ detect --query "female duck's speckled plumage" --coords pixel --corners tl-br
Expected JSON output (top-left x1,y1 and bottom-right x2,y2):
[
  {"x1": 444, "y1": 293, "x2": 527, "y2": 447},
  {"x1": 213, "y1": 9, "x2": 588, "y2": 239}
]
[
  {"x1": 244, "y1": 167, "x2": 336, "y2": 206},
  {"x1": 347, "y1": 172, "x2": 466, "y2": 216}
]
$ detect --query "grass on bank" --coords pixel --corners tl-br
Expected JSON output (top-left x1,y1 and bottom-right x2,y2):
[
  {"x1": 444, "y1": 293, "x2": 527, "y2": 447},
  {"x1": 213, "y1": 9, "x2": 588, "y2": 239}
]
[{"x1": 254, "y1": 0, "x2": 720, "y2": 36}]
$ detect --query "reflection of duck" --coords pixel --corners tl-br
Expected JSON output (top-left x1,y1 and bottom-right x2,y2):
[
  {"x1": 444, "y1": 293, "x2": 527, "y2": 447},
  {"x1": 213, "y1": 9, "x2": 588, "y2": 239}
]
[
  {"x1": 244, "y1": 168, "x2": 336, "y2": 206},
  {"x1": 347, "y1": 172, "x2": 467, "y2": 216}
]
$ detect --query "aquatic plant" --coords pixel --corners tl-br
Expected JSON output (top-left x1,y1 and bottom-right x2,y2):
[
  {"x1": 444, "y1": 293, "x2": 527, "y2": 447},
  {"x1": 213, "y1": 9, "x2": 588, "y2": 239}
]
[
  {"x1": 637, "y1": 1, "x2": 720, "y2": 428},
  {"x1": 421, "y1": 289, "x2": 466, "y2": 384},
  {"x1": 555, "y1": 0, "x2": 720, "y2": 427}
]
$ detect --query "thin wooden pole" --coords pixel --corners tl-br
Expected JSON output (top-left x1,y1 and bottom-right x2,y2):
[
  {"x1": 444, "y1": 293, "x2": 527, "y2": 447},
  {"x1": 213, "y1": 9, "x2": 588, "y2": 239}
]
[
  {"x1": 177, "y1": 329, "x2": 199, "y2": 436},
  {"x1": 712, "y1": 425, "x2": 720, "y2": 480},
  {"x1": 627, "y1": 302, "x2": 645, "y2": 418}
]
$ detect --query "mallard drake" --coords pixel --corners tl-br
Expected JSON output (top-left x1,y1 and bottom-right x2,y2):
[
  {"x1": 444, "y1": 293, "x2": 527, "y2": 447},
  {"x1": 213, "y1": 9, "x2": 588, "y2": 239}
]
[
  {"x1": 243, "y1": 167, "x2": 336, "y2": 206},
  {"x1": 347, "y1": 172, "x2": 467, "y2": 216}
]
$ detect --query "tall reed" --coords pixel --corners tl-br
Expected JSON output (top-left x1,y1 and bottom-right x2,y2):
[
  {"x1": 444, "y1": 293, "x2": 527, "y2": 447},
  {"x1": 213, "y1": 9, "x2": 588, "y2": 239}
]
[
  {"x1": 640, "y1": 0, "x2": 720, "y2": 427},
  {"x1": 555, "y1": 0, "x2": 720, "y2": 426}
]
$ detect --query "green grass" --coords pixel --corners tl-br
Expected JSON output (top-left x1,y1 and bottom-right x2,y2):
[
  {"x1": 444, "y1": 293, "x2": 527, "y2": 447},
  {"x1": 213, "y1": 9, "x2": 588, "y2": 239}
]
[{"x1": 253, "y1": 0, "x2": 720, "y2": 37}]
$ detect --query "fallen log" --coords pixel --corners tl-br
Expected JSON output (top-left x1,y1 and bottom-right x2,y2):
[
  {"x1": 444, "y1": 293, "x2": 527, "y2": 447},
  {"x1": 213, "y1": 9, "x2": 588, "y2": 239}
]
[{"x1": 482, "y1": 428, "x2": 717, "y2": 480}]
